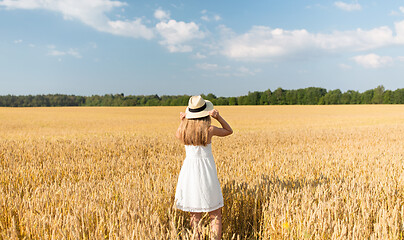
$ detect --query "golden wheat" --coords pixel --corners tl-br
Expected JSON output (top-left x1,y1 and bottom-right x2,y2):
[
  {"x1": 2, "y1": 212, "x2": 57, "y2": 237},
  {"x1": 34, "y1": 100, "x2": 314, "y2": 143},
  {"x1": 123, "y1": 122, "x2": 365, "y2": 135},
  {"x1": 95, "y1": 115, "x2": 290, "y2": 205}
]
[{"x1": 1, "y1": 105, "x2": 404, "y2": 239}]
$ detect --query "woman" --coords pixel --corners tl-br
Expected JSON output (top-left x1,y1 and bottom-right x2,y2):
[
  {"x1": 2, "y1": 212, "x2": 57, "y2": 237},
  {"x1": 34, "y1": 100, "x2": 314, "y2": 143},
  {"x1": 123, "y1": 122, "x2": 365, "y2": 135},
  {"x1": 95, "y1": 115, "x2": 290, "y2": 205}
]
[{"x1": 175, "y1": 95, "x2": 233, "y2": 239}]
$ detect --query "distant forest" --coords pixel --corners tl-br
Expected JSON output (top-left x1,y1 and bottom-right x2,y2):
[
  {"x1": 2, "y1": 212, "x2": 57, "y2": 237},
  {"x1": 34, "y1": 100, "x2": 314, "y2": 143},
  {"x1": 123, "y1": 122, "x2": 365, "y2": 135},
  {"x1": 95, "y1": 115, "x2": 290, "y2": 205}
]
[{"x1": 1, "y1": 85, "x2": 404, "y2": 107}]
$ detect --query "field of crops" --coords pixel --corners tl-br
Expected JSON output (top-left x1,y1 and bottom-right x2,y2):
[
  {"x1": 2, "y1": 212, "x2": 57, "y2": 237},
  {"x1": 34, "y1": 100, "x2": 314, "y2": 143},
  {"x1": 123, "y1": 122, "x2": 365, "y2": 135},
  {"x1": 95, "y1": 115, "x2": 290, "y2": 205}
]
[{"x1": 1, "y1": 105, "x2": 404, "y2": 239}]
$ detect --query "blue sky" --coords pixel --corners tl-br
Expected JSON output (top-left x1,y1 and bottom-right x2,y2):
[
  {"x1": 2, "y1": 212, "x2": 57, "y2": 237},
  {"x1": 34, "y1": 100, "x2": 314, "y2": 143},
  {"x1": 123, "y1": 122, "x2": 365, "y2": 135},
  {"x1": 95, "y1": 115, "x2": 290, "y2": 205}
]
[{"x1": 1, "y1": 0, "x2": 404, "y2": 96}]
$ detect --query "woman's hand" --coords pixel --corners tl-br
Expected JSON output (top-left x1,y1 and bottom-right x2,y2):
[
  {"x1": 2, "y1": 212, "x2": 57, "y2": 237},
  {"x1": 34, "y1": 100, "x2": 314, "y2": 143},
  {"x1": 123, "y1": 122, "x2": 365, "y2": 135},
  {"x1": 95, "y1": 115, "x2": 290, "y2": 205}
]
[
  {"x1": 180, "y1": 112, "x2": 186, "y2": 120},
  {"x1": 209, "y1": 109, "x2": 220, "y2": 119}
]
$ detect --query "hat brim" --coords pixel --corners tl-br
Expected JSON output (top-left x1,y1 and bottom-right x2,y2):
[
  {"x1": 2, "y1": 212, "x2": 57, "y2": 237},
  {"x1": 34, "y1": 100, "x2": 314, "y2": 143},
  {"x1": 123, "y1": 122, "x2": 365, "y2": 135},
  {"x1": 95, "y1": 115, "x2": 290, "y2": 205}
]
[{"x1": 185, "y1": 100, "x2": 214, "y2": 119}]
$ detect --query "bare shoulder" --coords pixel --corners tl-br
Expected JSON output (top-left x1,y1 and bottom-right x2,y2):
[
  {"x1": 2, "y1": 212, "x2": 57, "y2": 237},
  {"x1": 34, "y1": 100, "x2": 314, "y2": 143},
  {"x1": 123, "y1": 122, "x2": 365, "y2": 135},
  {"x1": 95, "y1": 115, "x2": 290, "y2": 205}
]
[{"x1": 208, "y1": 125, "x2": 215, "y2": 137}]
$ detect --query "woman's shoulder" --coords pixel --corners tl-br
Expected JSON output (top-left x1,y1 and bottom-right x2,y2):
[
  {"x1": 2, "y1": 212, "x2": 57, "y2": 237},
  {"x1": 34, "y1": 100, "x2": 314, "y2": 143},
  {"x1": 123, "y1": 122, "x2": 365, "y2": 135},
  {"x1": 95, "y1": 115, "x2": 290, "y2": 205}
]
[
  {"x1": 208, "y1": 125, "x2": 217, "y2": 133},
  {"x1": 208, "y1": 125, "x2": 221, "y2": 135},
  {"x1": 207, "y1": 125, "x2": 215, "y2": 142}
]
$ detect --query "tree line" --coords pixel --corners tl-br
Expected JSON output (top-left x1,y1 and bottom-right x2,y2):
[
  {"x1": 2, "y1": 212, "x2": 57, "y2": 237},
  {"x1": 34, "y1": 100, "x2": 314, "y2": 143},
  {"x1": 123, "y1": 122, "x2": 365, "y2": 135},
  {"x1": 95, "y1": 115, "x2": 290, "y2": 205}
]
[{"x1": 1, "y1": 86, "x2": 404, "y2": 107}]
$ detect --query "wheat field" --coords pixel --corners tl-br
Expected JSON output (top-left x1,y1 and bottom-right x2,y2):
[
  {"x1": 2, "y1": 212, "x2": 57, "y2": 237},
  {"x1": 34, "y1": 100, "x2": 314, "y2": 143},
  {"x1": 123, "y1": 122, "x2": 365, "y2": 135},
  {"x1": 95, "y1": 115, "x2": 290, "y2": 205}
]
[{"x1": 1, "y1": 105, "x2": 404, "y2": 239}]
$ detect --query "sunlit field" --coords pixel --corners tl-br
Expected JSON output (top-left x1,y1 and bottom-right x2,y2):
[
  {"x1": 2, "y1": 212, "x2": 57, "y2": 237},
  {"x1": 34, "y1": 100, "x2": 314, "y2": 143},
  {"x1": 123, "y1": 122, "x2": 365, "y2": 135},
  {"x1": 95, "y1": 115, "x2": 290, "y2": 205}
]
[{"x1": 1, "y1": 105, "x2": 404, "y2": 239}]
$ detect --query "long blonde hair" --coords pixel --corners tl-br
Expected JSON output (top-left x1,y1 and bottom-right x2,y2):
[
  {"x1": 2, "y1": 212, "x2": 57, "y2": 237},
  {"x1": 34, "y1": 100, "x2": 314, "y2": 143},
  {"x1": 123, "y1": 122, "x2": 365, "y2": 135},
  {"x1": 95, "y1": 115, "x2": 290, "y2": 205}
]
[{"x1": 178, "y1": 116, "x2": 211, "y2": 146}]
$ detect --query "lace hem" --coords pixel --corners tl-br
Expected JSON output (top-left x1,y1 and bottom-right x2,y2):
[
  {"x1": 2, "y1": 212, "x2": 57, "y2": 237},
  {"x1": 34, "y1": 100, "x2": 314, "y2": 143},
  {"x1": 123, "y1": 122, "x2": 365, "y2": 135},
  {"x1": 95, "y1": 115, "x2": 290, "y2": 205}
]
[{"x1": 174, "y1": 202, "x2": 224, "y2": 213}]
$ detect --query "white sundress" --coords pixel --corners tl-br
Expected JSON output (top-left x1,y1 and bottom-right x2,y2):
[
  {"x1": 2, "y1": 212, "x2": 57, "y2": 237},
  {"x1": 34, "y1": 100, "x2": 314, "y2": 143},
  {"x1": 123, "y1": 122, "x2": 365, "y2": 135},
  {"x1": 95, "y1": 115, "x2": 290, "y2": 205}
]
[{"x1": 174, "y1": 143, "x2": 224, "y2": 212}]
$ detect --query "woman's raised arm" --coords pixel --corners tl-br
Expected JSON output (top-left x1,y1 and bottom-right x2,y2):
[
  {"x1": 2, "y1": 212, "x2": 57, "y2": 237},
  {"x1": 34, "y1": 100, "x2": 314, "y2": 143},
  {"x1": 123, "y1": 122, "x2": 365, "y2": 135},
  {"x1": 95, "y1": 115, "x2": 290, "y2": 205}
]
[{"x1": 209, "y1": 109, "x2": 233, "y2": 137}]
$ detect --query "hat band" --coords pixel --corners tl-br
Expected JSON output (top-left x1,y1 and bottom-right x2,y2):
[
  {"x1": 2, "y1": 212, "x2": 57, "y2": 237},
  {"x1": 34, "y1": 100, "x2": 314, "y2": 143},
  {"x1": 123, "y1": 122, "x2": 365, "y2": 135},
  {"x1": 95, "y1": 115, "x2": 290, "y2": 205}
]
[{"x1": 189, "y1": 103, "x2": 206, "y2": 113}]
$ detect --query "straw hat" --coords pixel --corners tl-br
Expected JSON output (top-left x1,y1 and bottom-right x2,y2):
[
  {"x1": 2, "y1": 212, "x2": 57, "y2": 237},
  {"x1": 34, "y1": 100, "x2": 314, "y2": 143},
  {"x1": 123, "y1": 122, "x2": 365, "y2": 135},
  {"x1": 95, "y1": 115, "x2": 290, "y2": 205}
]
[{"x1": 185, "y1": 96, "x2": 214, "y2": 119}]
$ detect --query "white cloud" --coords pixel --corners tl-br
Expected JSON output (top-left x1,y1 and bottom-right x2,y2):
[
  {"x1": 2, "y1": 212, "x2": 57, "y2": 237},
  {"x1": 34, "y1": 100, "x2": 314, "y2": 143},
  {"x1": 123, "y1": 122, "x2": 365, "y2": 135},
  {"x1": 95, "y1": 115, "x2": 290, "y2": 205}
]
[
  {"x1": 200, "y1": 10, "x2": 221, "y2": 22},
  {"x1": 396, "y1": 56, "x2": 404, "y2": 62},
  {"x1": 334, "y1": 1, "x2": 361, "y2": 11},
  {"x1": 66, "y1": 49, "x2": 81, "y2": 58},
  {"x1": 315, "y1": 26, "x2": 394, "y2": 51},
  {"x1": 201, "y1": 14, "x2": 221, "y2": 22},
  {"x1": 305, "y1": 4, "x2": 326, "y2": 10},
  {"x1": 236, "y1": 66, "x2": 258, "y2": 76},
  {"x1": 390, "y1": 7, "x2": 404, "y2": 16},
  {"x1": 0, "y1": 0, "x2": 154, "y2": 39},
  {"x1": 390, "y1": 10, "x2": 399, "y2": 16},
  {"x1": 196, "y1": 63, "x2": 219, "y2": 70},
  {"x1": 216, "y1": 73, "x2": 231, "y2": 77},
  {"x1": 156, "y1": 19, "x2": 204, "y2": 52},
  {"x1": 48, "y1": 48, "x2": 82, "y2": 58},
  {"x1": 107, "y1": 19, "x2": 153, "y2": 39},
  {"x1": 201, "y1": 15, "x2": 210, "y2": 21},
  {"x1": 395, "y1": 20, "x2": 404, "y2": 43},
  {"x1": 196, "y1": 63, "x2": 258, "y2": 78},
  {"x1": 217, "y1": 25, "x2": 235, "y2": 40},
  {"x1": 222, "y1": 27, "x2": 311, "y2": 60},
  {"x1": 14, "y1": 39, "x2": 23, "y2": 43},
  {"x1": 194, "y1": 52, "x2": 207, "y2": 59},
  {"x1": 339, "y1": 63, "x2": 352, "y2": 70},
  {"x1": 352, "y1": 54, "x2": 393, "y2": 68},
  {"x1": 48, "y1": 50, "x2": 66, "y2": 56},
  {"x1": 154, "y1": 8, "x2": 170, "y2": 20},
  {"x1": 153, "y1": 8, "x2": 205, "y2": 52},
  {"x1": 221, "y1": 21, "x2": 404, "y2": 61},
  {"x1": 239, "y1": 66, "x2": 250, "y2": 74}
]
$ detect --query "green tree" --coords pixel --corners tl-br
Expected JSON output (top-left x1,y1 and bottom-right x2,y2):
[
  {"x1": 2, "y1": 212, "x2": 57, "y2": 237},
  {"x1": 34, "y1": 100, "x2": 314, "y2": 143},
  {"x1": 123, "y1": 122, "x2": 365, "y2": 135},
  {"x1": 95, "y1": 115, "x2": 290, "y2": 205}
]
[
  {"x1": 286, "y1": 90, "x2": 297, "y2": 105},
  {"x1": 202, "y1": 93, "x2": 217, "y2": 103},
  {"x1": 372, "y1": 85, "x2": 385, "y2": 104},
  {"x1": 340, "y1": 91, "x2": 351, "y2": 104},
  {"x1": 383, "y1": 90, "x2": 393, "y2": 104},
  {"x1": 393, "y1": 89, "x2": 404, "y2": 104},
  {"x1": 262, "y1": 89, "x2": 271, "y2": 105},
  {"x1": 247, "y1": 91, "x2": 260, "y2": 105},
  {"x1": 237, "y1": 96, "x2": 249, "y2": 105},
  {"x1": 228, "y1": 97, "x2": 237, "y2": 105},
  {"x1": 215, "y1": 97, "x2": 229, "y2": 105},
  {"x1": 323, "y1": 89, "x2": 342, "y2": 104},
  {"x1": 361, "y1": 90, "x2": 374, "y2": 104},
  {"x1": 304, "y1": 87, "x2": 327, "y2": 105},
  {"x1": 350, "y1": 90, "x2": 361, "y2": 104},
  {"x1": 270, "y1": 88, "x2": 286, "y2": 105}
]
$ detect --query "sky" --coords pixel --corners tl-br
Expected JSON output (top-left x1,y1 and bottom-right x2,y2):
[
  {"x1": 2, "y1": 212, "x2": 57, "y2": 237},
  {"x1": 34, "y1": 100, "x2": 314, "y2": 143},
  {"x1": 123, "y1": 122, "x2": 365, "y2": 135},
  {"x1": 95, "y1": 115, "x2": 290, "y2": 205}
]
[{"x1": 1, "y1": 0, "x2": 404, "y2": 97}]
